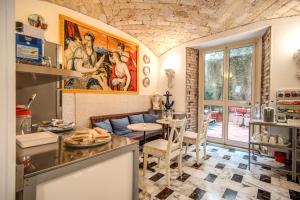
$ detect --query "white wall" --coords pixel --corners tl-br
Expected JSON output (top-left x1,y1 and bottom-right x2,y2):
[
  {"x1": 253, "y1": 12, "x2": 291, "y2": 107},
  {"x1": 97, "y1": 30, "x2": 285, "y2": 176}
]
[
  {"x1": 16, "y1": 0, "x2": 158, "y2": 127},
  {"x1": 158, "y1": 16, "x2": 300, "y2": 111},
  {"x1": 0, "y1": 0, "x2": 15, "y2": 199},
  {"x1": 270, "y1": 17, "x2": 300, "y2": 100},
  {"x1": 158, "y1": 47, "x2": 186, "y2": 112}
]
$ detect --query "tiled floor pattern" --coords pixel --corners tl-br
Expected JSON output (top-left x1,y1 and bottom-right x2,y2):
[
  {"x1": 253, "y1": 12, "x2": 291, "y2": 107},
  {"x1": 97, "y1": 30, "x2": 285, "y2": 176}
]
[{"x1": 138, "y1": 144, "x2": 300, "y2": 200}]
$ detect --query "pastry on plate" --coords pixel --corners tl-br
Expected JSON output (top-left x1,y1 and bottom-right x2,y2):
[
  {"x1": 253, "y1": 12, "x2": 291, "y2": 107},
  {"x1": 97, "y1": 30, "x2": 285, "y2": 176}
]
[
  {"x1": 71, "y1": 130, "x2": 91, "y2": 141},
  {"x1": 64, "y1": 137, "x2": 79, "y2": 145},
  {"x1": 74, "y1": 130, "x2": 90, "y2": 135},
  {"x1": 71, "y1": 134, "x2": 88, "y2": 141},
  {"x1": 81, "y1": 137, "x2": 94, "y2": 145},
  {"x1": 94, "y1": 128, "x2": 111, "y2": 139},
  {"x1": 64, "y1": 128, "x2": 111, "y2": 146}
]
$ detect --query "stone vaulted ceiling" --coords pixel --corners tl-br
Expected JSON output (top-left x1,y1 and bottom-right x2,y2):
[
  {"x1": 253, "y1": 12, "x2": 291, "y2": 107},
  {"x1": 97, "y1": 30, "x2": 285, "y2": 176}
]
[{"x1": 42, "y1": 0, "x2": 300, "y2": 56}]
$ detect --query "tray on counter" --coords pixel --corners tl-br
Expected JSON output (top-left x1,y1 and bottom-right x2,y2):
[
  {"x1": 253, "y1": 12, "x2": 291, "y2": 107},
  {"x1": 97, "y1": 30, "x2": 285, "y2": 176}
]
[{"x1": 39, "y1": 126, "x2": 74, "y2": 133}]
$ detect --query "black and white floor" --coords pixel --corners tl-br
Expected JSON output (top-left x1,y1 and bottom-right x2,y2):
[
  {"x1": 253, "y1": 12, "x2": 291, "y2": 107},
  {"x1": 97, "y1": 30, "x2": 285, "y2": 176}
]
[{"x1": 138, "y1": 144, "x2": 300, "y2": 200}]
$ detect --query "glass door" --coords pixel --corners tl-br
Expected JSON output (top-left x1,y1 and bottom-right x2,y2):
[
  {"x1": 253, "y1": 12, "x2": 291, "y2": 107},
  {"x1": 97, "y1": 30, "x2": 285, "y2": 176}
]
[
  {"x1": 203, "y1": 50, "x2": 225, "y2": 144},
  {"x1": 202, "y1": 43, "x2": 256, "y2": 147},
  {"x1": 226, "y1": 46, "x2": 255, "y2": 147}
]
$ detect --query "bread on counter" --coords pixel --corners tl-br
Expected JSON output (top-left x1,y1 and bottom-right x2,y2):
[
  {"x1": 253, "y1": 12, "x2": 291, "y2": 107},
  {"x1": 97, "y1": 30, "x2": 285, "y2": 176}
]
[
  {"x1": 64, "y1": 128, "x2": 111, "y2": 146},
  {"x1": 94, "y1": 128, "x2": 110, "y2": 139}
]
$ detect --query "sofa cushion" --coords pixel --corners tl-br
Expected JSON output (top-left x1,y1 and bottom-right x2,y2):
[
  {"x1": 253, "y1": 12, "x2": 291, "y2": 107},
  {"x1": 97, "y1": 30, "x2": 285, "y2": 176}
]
[
  {"x1": 94, "y1": 119, "x2": 113, "y2": 133},
  {"x1": 110, "y1": 117, "x2": 132, "y2": 135},
  {"x1": 143, "y1": 114, "x2": 160, "y2": 123},
  {"x1": 128, "y1": 114, "x2": 144, "y2": 124}
]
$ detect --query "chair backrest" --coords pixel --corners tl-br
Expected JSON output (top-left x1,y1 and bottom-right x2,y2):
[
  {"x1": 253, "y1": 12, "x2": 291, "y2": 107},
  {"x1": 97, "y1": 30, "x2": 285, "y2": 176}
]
[
  {"x1": 204, "y1": 112, "x2": 211, "y2": 122},
  {"x1": 167, "y1": 118, "x2": 186, "y2": 153},
  {"x1": 202, "y1": 120, "x2": 209, "y2": 138},
  {"x1": 197, "y1": 113, "x2": 210, "y2": 141}
]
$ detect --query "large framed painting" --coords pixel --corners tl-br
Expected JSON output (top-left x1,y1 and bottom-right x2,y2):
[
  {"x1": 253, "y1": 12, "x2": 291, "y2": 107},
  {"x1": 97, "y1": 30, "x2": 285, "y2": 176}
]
[{"x1": 59, "y1": 15, "x2": 139, "y2": 94}]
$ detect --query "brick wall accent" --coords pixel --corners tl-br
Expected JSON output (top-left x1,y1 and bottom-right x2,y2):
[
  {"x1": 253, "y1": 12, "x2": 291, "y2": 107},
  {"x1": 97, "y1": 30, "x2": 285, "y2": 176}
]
[
  {"x1": 186, "y1": 48, "x2": 199, "y2": 132},
  {"x1": 261, "y1": 27, "x2": 271, "y2": 103}
]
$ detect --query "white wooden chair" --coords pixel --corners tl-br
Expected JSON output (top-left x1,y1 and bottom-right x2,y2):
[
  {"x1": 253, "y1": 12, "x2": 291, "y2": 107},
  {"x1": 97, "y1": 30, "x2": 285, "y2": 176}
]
[
  {"x1": 143, "y1": 118, "x2": 186, "y2": 186},
  {"x1": 183, "y1": 114, "x2": 209, "y2": 164}
]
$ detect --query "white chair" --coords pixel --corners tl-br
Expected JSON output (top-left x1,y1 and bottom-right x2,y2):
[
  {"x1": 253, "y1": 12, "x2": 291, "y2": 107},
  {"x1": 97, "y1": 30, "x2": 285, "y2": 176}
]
[
  {"x1": 183, "y1": 114, "x2": 209, "y2": 164},
  {"x1": 143, "y1": 118, "x2": 186, "y2": 186}
]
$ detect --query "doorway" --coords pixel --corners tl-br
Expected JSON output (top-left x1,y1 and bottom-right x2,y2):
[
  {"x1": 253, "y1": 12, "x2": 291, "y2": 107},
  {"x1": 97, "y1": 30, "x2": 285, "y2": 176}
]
[{"x1": 200, "y1": 41, "x2": 258, "y2": 148}]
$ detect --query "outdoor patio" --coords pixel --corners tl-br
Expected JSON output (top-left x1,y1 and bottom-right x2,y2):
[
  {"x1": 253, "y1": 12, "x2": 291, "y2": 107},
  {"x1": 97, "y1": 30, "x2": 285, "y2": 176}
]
[{"x1": 207, "y1": 111, "x2": 250, "y2": 143}]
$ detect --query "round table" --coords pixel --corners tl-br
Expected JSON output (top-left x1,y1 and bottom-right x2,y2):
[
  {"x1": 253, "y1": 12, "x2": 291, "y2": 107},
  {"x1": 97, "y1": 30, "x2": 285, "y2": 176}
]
[
  {"x1": 156, "y1": 119, "x2": 171, "y2": 139},
  {"x1": 127, "y1": 123, "x2": 162, "y2": 143},
  {"x1": 156, "y1": 118, "x2": 170, "y2": 125}
]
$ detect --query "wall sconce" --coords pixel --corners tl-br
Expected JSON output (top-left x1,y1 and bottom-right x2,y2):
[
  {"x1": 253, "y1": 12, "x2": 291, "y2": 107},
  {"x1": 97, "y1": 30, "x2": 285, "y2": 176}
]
[
  {"x1": 293, "y1": 49, "x2": 300, "y2": 78},
  {"x1": 165, "y1": 68, "x2": 175, "y2": 88},
  {"x1": 163, "y1": 54, "x2": 178, "y2": 88}
]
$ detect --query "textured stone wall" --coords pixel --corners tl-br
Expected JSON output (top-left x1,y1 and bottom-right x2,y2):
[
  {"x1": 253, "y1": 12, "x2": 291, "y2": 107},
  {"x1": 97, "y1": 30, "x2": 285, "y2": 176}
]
[
  {"x1": 42, "y1": 0, "x2": 300, "y2": 56},
  {"x1": 186, "y1": 48, "x2": 199, "y2": 132},
  {"x1": 261, "y1": 27, "x2": 271, "y2": 103}
]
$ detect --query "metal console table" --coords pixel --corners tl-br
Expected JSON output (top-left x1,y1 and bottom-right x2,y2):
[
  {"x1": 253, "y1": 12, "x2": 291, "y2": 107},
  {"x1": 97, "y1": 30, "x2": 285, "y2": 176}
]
[{"x1": 248, "y1": 120, "x2": 300, "y2": 182}]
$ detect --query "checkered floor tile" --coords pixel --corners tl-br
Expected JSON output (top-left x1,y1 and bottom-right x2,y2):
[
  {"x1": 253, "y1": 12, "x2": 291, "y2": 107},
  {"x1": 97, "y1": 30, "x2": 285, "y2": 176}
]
[{"x1": 139, "y1": 144, "x2": 300, "y2": 200}]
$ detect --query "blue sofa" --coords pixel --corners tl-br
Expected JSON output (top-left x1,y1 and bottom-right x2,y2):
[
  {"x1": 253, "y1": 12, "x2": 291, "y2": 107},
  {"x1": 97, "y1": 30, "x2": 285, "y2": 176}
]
[{"x1": 90, "y1": 111, "x2": 162, "y2": 141}]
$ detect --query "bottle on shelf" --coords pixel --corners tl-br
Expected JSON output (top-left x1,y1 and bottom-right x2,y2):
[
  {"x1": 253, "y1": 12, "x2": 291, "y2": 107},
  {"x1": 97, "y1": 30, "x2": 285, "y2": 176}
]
[
  {"x1": 261, "y1": 101, "x2": 267, "y2": 121},
  {"x1": 269, "y1": 100, "x2": 276, "y2": 109},
  {"x1": 252, "y1": 102, "x2": 261, "y2": 120},
  {"x1": 263, "y1": 100, "x2": 276, "y2": 123},
  {"x1": 269, "y1": 100, "x2": 276, "y2": 121}
]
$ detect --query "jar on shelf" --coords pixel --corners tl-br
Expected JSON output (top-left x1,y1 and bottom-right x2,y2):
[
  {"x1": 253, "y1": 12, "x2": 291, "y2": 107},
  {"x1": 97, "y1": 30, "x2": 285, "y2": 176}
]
[{"x1": 16, "y1": 106, "x2": 32, "y2": 135}]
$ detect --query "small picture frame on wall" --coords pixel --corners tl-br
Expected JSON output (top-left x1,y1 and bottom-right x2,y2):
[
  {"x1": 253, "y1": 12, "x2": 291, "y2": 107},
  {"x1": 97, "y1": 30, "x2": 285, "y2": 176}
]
[
  {"x1": 143, "y1": 77, "x2": 150, "y2": 88},
  {"x1": 143, "y1": 66, "x2": 150, "y2": 76},
  {"x1": 143, "y1": 54, "x2": 150, "y2": 64}
]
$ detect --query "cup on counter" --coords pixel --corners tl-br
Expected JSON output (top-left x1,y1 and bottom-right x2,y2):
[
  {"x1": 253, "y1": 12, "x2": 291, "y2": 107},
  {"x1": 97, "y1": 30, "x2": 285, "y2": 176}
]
[
  {"x1": 262, "y1": 135, "x2": 269, "y2": 143},
  {"x1": 253, "y1": 134, "x2": 262, "y2": 150},
  {"x1": 269, "y1": 136, "x2": 277, "y2": 144},
  {"x1": 278, "y1": 136, "x2": 287, "y2": 145},
  {"x1": 253, "y1": 133, "x2": 262, "y2": 142}
]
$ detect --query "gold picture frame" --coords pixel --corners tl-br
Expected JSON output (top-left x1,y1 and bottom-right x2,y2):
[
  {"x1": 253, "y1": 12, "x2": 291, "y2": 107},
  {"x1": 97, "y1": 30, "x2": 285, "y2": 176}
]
[{"x1": 59, "y1": 14, "x2": 139, "y2": 94}]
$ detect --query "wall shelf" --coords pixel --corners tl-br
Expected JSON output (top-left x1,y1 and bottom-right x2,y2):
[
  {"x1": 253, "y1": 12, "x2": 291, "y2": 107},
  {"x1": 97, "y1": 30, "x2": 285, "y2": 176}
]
[{"x1": 16, "y1": 63, "x2": 82, "y2": 89}]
